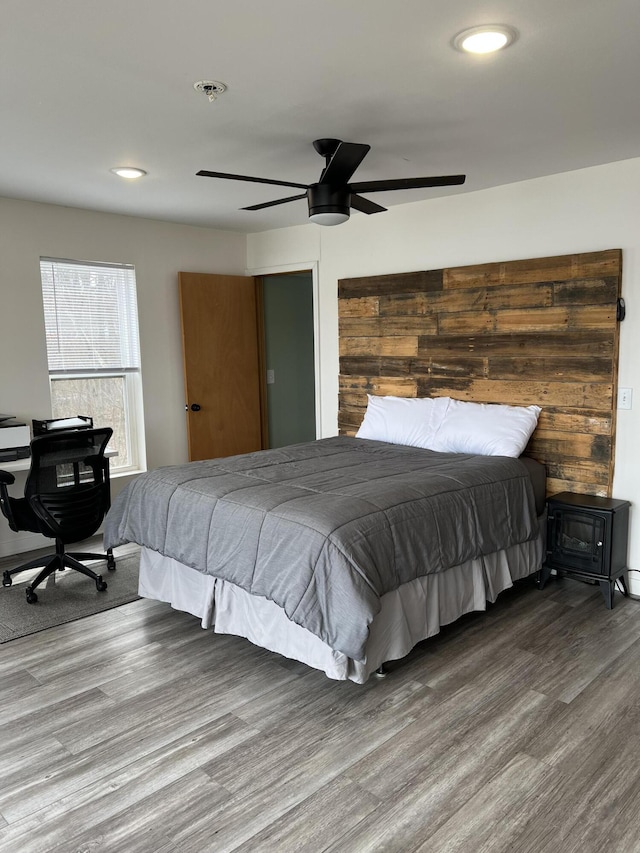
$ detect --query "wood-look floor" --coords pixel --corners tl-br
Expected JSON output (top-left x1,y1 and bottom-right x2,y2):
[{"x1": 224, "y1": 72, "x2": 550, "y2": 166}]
[{"x1": 1, "y1": 556, "x2": 640, "y2": 853}]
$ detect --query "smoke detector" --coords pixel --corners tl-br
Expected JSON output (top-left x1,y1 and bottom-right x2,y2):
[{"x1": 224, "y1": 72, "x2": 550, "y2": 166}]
[{"x1": 193, "y1": 80, "x2": 227, "y2": 102}]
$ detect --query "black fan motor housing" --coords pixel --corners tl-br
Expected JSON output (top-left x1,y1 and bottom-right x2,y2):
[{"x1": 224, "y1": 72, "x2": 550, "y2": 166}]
[{"x1": 307, "y1": 183, "x2": 350, "y2": 218}]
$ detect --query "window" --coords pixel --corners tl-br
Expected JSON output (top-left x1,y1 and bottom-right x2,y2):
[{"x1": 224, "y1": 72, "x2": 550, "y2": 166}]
[{"x1": 40, "y1": 257, "x2": 145, "y2": 474}]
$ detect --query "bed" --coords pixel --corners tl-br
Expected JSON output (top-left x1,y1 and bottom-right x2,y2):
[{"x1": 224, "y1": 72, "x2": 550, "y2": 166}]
[{"x1": 104, "y1": 397, "x2": 546, "y2": 683}]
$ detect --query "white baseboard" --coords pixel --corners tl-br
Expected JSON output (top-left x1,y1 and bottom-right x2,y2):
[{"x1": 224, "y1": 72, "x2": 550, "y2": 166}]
[
  {"x1": 0, "y1": 530, "x2": 48, "y2": 559},
  {"x1": 626, "y1": 571, "x2": 640, "y2": 598}
]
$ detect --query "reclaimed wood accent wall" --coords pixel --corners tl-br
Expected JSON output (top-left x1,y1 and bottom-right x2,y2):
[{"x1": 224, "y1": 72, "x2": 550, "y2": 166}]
[{"x1": 338, "y1": 249, "x2": 623, "y2": 497}]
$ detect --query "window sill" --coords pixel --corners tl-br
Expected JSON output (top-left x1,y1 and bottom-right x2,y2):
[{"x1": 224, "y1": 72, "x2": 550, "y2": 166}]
[{"x1": 110, "y1": 467, "x2": 147, "y2": 480}]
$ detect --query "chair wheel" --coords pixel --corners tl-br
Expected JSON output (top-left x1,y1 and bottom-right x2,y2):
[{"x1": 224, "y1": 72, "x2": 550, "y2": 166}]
[
  {"x1": 107, "y1": 556, "x2": 116, "y2": 571},
  {"x1": 2, "y1": 571, "x2": 12, "y2": 587},
  {"x1": 96, "y1": 577, "x2": 107, "y2": 592},
  {"x1": 26, "y1": 588, "x2": 38, "y2": 604}
]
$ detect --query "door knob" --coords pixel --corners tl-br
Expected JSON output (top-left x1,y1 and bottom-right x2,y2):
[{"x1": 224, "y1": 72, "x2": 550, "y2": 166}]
[{"x1": 187, "y1": 403, "x2": 201, "y2": 412}]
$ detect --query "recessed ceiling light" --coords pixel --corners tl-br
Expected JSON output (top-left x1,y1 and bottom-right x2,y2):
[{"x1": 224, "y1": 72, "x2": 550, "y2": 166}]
[
  {"x1": 110, "y1": 167, "x2": 147, "y2": 179},
  {"x1": 453, "y1": 25, "x2": 517, "y2": 54}
]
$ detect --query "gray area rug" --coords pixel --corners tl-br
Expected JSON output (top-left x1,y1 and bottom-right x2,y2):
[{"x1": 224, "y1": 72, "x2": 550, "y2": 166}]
[{"x1": 0, "y1": 549, "x2": 140, "y2": 643}]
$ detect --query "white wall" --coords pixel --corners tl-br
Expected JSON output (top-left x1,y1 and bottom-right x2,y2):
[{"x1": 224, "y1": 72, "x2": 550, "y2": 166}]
[
  {"x1": 0, "y1": 197, "x2": 245, "y2": 556},
  {"x1": 247, "y1": 157, "x2": 640, "y2": 583}
]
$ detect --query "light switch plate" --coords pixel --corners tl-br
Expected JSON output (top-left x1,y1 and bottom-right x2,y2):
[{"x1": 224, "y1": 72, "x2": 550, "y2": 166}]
[
  {"x1": 266, "y1": 369, "x2": 275, "y2": 385},
  {"x1": 618, "y1": 387, "x2": 632, "y2": 410}
]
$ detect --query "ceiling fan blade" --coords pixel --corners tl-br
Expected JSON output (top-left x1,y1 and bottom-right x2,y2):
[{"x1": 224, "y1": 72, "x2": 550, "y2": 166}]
[
  {"x1": 242, "y1": 193, "x2": 308, "y2": 211},
  {"x1": 197, "y1": 170, "x2": 308, "y2": 190},
  {"x1": 350, "y1": 174, "x2": 466, "y2": 193},
  {"x1": 350, "y1": 194, "x2": 387, "y2": 215},
  {"x1": 320, "y1": 142, "x2": 371, "y2": 185}
]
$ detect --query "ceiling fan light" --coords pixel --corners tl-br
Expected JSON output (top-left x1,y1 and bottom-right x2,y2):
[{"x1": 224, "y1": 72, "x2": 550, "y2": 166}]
[
  {"x1": 309, "y1": 211, "x2": 350, "y2": 226},
  {"x1": 453, "y1": 25, "x2": 517, "y2": 54},
  {"x1": 307, "y1": 183, "x2": 350, "y2": 225}
]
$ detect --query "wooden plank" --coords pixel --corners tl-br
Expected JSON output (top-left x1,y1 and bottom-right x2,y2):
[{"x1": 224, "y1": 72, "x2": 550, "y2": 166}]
[
  {"x1": 338, "y1": 297, "x2": 379, "y2": 318},
  {"x1": 339, "y1": 337, "x2": 418, "y2": 357},
  {"x1": 439, "y1": 306, "x2": 615, "y2": 336},
  {"x1": 536, "y1": 409, "x2": 613, "y2": 435},
  {"x1": 229, "y1": 776, "x2": 381, "y2": 853},
  {"x1": 553, "y1": 277, "x2": 619, "y2": 306},
  {"x1": 443, "y1": 249, "x2": 621, "y2": 289},
  {"x1": 338, "y1": 269, "x2": 443, "y2": 299},
  {"x1": 485, "y1": 357, "x2": 612, "y2": 383},
  {"x1": 338, "y1": 426, "x2": 358, "y2": 437},
  {"x1": 437, "y1": 312, "x2": 496, "y2": 335},
  {"x1": 424, "y1": 357, "x2": 488, "y2": 378},
  {"x1": 340, "y1": 356, "x2": 411, "y2": 378},
  {"x1": 545, "y1": 477, "x2": 608, "y2": 498},
  {"x1": 494, "y1": 305, "x2": 616, "y2": 333},
  {"x1": 337, "y1": 409, "x2": 365, "y2": 429},
  {"x1": 571, "y1": 249, "x2": 622, "y2": 280},
  {"x1": 340, "y1": 356, "x2": 487, "y2": 379},
  {"x1": 443, "y1": 257, "x2": 573, "y2": 289},
  {"x1": 379, "y1": 282, "x2": 553, "y2": 316},
  {"x1": 339, "y1": 376, "x2": 418, "y2": 397},
  {"x1": 528, "y1": 430, "x2": 611, "y2": 463},
  {"x1": 415, "y1": 378, "x2": 612, "y2": 410},
  {"x1": 544, "y1": 458, "x2": 610, "y2": 486},
  {"x1": 339, "y1": 316, "x2": 438, "y2": 337},
  {"x1": 339, "y1": 393, "x2": 372, "y2": 411},
  {"x1": 417, "y1": 331, "x2": 613, "y2": 358}
]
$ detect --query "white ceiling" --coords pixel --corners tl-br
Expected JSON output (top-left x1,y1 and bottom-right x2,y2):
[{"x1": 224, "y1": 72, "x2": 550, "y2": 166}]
[{"x1": 2, "y1": 0, "x2": 640, "y2": 232}]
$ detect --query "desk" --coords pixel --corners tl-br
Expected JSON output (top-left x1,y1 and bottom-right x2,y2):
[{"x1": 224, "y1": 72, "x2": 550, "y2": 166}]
[{"x1": 1, "y1": 448, "x2": 117, "y2": 473}]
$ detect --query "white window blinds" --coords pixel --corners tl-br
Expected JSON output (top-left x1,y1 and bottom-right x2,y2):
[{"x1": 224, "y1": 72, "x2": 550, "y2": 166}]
[{"x1": 40, "y1": 258, "x2": 141, "y2": 373}]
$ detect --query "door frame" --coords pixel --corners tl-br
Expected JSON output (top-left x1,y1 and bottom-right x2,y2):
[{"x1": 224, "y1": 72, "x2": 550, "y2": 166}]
[{"x1": 247, "y1": 261, "x2": 321, "y2": 440}]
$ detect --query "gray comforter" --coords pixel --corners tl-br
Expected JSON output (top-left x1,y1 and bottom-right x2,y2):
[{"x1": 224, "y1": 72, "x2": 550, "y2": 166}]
[{"x1": 104, "y1": 436, "x2": 539, "y2": 660}]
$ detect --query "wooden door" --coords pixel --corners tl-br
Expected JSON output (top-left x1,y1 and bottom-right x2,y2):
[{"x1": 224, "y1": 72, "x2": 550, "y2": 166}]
[{"x1": 179, "y1": 272, "x2": 265, "y2": 461}]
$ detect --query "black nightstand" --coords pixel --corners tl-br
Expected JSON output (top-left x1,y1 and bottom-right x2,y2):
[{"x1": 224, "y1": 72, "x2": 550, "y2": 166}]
[{"x1": 539, "y1": 492, "x2": 631, "y2": 609}]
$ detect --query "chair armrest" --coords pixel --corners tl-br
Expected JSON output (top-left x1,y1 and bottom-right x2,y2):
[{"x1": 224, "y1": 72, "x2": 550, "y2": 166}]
[
  {"x1": 0, "y1": 470, "x2": 17, "y2": 530},
  {"x1": 82, "y1": 456, "x2": 112, "y2": 510}
]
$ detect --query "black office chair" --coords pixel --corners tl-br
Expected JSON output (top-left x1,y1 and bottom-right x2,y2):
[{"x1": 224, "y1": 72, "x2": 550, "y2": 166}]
[{"x1": 0, "y1": 427, "x2": 116, "y2": 603}]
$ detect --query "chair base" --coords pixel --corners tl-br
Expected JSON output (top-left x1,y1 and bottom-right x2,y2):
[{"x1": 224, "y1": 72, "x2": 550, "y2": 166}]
[{"x1": 2, "y1": 541, "x2": 116, "y2": 604}]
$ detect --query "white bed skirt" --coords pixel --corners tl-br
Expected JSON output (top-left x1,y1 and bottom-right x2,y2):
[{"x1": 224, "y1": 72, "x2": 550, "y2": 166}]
[{"x1": 139, "y1": 531, "x2": 544, "y2": 683}]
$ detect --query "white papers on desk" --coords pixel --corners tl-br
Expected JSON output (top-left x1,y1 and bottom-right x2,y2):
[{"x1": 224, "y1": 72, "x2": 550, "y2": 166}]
[{"x1": 43, "y1": 417, "x2": 90, "y2": 430}]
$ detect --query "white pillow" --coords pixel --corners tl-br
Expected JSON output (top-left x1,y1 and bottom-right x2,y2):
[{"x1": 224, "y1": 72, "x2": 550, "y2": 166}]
[
  {"x1": 428, "y1": 399, "x2": 541, "y2": 457},
  {"x1": 356, "y1": 394, "x2": 451, "y2": 448}
]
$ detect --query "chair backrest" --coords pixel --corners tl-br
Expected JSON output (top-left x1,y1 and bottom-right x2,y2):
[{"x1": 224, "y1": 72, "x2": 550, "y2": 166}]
[{"x1": 25, "y1": 427, "x2": 113, "y2": 543}]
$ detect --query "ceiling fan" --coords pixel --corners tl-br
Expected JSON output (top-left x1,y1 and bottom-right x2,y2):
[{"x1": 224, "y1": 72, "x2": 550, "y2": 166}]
[{"x1": 197, "y1": 138, "x2": 466, "y2": 226}]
